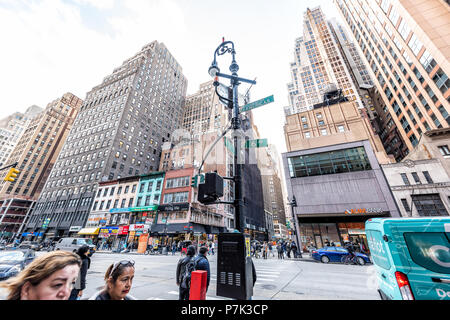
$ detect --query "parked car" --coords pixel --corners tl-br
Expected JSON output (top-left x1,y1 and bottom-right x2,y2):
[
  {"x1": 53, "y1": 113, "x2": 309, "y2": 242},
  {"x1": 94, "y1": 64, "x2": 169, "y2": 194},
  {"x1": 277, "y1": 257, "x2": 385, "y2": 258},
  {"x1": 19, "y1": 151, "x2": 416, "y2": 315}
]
[
  {"x1": 0, "y1": 243, "x2": 5, "y2": 251},
  {"x1": 54, "y1": 237, "x2": 96, "y2": 256},
  {"x1": 311, "y1": 246, "x2": 371, "y2": 265},
  {"x1": 0, "y1": 249, "x2": 35, "y2": 281},
  {"x1": 18, "y1": 241, "x2": 41, "y2": 251},
  {"x1": 366, "y1": 217, "x2": 450, "y2": 300}
]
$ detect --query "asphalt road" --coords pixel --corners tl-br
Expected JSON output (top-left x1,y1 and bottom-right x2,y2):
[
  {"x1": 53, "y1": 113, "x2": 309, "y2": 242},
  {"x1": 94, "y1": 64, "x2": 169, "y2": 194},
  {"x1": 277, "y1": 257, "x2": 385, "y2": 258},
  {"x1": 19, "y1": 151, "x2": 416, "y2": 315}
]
[{"x1": 4, "y1": 251, "x2": 379, "y2": 300}]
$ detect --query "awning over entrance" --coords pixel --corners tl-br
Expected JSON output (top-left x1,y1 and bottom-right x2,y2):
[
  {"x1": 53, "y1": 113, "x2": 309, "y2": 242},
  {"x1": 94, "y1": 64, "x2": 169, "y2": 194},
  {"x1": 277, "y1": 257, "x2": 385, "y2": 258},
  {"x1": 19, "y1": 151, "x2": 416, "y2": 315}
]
[{"x1": 77, "y1": 227, "x2": 100, "y2": 235}]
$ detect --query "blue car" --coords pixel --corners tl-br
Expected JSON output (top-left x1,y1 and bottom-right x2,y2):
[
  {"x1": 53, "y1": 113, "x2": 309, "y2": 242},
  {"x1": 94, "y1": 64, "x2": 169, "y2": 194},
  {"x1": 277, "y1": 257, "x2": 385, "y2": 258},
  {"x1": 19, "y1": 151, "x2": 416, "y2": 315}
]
[
  {"x1": 0, "y1": 249, "x2": 35, "y2": 281},
  {"x1": 311, "y1": 246, "x2": 371, "y2": 265}
]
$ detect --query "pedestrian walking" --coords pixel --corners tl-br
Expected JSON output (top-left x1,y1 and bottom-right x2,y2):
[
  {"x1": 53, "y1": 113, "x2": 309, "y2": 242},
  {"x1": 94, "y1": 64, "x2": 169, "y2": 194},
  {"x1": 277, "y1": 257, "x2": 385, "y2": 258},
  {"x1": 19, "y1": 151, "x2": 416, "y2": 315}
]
[
  {"x1": 172, "y1": 242, "x2": 177, "y2": 256},
  {"x1": 69, "y1": 245, "x2": 90, "y2": 300},
  {"x1": 194, "y1": 246, "x2": 211, "y2": 293},
  {"x1": 286, "y1": 242, "x2": 291, "y2": 258},
  {"x1": 277, "y1": 243, "x2": 283, "y2": 259},
  {"x1": 210, "y1": 241, "x2": 215, "y2": 255},
  {"x1": 325, "y1": 239, "x2": 331, "y2": 247},
  {"x1": 0, "y1": 251, "x2": 81, "y2": 300},
  {"x1": 291, "y1": 241, "x2": 300, "y2": 258},
  {"x1": 89, "y1": 260, "x2": 136, "y2": 300},
  {"x1": 176, "y1": 245, "x2": 196, "y2": 300},
  {"x1": 262, "y1": 242, "x2": 268, "y2": 259}
]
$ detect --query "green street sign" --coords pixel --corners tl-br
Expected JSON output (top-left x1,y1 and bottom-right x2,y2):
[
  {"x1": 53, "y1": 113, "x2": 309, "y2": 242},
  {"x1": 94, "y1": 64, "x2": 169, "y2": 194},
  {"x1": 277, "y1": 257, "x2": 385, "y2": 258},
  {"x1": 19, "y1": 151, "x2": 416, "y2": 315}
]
[
  {"x1": 240, "y1": 95, "x2": 274, "y2": 112},
  {"x1": 224, "y1": 137, "x2": 235, "y2": 154},
  {"x1": 245, "y1": 139, "x2": 268, "y2": 149}
]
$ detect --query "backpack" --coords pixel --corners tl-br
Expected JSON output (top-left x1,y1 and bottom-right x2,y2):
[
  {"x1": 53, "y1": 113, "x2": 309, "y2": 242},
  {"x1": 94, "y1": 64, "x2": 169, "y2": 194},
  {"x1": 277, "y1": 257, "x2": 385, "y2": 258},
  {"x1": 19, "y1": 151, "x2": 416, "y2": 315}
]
[{"x1": 180, "y1": 257, "x2": 197, "y2": 289}]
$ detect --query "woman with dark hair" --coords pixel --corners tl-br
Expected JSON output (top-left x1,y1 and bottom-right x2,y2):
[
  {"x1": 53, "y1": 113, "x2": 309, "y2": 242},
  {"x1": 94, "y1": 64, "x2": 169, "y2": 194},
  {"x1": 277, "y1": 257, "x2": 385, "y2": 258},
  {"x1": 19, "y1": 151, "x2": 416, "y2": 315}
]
[
  {"x1": 89, "y1": 260, "x2": 136, "y2": 300},
  {"x1": 69, "y1": 245, "x2": 90, "y2": 300},
  {"x1": 0, "y1": 251, "x2": 81, "y2": 300}
]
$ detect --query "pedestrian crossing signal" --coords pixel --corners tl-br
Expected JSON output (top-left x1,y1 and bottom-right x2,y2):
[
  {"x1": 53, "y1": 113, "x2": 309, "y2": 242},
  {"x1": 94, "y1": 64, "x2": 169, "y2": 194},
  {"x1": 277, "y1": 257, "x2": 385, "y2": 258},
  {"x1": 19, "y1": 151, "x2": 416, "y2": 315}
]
[{"x1": 4, "y1": 168, "x2": 20, "y2": 182}]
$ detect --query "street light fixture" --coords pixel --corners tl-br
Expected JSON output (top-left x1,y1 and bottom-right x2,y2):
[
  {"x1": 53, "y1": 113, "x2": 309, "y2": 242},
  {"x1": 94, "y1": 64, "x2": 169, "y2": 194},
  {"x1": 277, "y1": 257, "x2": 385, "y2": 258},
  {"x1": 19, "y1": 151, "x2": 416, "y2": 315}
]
[{"x1": 207, "y1": 39, "x2": 256, "y2": 232}]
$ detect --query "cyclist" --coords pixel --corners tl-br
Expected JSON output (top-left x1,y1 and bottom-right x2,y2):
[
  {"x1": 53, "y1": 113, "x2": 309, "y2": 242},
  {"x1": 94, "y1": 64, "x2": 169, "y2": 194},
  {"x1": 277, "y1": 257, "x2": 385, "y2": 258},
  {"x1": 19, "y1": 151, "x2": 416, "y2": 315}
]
[{"x1": 344, "y1": 241, "x2": 357, "y2": 263}]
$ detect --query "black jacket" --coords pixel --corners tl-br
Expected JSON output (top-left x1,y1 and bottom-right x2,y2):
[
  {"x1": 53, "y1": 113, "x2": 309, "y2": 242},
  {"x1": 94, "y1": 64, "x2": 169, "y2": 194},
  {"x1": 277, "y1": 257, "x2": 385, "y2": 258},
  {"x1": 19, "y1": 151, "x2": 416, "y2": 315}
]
[
  {"x1": 176, "y1": 255, "x2": 194, "y2": 286},
  {"x1": 74, "y1": 257, "x2": 89, "y2": 290}
]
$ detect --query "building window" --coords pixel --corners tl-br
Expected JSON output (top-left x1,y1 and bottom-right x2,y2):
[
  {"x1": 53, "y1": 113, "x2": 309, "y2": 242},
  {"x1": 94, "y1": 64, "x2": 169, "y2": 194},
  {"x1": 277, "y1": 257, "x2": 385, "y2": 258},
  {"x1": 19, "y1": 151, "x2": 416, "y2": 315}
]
[
  {"x1": 287, "y1": 146, "x2": 371, "y2": 178},
  {"x1": 401, "y1": 199, "x2": 411, "y2": 213},
  {"x1": 305, "y1": 132, "x2": 311, "y2": 139},
  {"x1": 422, "y1": 171, "x2": 433, "y2": 184},
  {"x1": 411, "y1": 172, "x2": 421, "y2": 184},
  {"x1": 412, "y1": 194, "x2": 448, "y2": 216},
  {"x1": 337, "y1": 125, "x2": 345, "y2": 133},
  {"x1": 438, "y1": 145, "x2": 450, "y2": 156},
  {"x1": 400, "y1": 173, "x2": 410, "y2": 185},
  {"x1": 320, "y1": 129, "x2": 327, "y2": 136}
]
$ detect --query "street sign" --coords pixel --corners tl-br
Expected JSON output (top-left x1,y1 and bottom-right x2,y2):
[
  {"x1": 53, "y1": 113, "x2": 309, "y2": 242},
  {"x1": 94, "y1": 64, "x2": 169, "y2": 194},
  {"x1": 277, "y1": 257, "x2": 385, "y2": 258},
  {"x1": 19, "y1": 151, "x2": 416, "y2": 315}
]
[
  {"x1": 245, "y1": 139, "x2": 268, "y2": 149},
  {"x1": 240, "y1": 95, "x2": 274, "y2": 112},
  {"x1": 224, "y1": 136, "x2": 235, "y2": 154}
]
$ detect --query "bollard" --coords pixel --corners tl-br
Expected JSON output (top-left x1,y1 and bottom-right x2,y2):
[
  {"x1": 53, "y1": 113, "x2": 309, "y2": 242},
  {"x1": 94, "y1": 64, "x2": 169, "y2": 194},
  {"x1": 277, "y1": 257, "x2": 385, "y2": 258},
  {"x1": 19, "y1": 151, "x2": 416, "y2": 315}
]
[{"x1": 189, "y1": 270, "x2": 207, "y2": 300}]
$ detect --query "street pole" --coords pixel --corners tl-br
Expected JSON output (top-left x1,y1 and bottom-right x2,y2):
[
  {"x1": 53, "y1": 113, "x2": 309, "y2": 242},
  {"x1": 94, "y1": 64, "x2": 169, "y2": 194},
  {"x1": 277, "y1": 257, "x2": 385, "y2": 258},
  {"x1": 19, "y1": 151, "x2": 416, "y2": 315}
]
[{"x1": 208, "y1": 40, "x2": 256, "y2": 232}]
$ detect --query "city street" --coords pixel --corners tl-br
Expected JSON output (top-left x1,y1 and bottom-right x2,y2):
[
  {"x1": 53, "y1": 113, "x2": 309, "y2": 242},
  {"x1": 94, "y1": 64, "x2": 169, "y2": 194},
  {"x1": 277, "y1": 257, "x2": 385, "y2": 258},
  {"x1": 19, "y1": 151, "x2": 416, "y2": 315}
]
[{"x1": 2, "y1": 251, "x2": 379, "y2": 301}]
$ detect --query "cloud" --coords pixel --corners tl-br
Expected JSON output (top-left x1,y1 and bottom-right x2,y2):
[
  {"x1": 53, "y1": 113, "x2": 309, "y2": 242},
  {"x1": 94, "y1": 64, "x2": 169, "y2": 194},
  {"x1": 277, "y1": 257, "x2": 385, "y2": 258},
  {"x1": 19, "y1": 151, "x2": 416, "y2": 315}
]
[
  {"x1": 0, "y1": 0, "x2": 187, "y2": 119},
  {"x1": 72, "y1": 0, "x2": 115, "y2": 10}
]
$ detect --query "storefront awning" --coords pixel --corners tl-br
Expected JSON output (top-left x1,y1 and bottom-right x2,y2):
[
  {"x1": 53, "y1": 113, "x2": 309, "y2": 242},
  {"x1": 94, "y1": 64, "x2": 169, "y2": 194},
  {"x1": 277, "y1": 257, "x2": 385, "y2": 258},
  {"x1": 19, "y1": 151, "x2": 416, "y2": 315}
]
[{"x1": 77, "y1": 227, "x2": 100, "y2": 235}]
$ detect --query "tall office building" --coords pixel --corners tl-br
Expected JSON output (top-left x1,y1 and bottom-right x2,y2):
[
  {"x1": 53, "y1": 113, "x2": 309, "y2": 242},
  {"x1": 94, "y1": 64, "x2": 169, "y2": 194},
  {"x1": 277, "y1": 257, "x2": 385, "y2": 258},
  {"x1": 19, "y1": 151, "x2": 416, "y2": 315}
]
[
  {"x1": 0, "y1": 94, "x2": 81, "y2": 241},
  {"x1": 328, "y1": 17, "x2": 408, "y2": 161},
  {"x1": 284, "y1": 7, "x2": 364, "y2": 116},
  {"x1": 334, "y1": 0, "x2": 450, "y2": 155},
  {"x1": 0, "y1": 106, "x2": 43, "y2": 167},
  {"x1": 24, "y1": 41, "x2": 188, "y2": 239}
]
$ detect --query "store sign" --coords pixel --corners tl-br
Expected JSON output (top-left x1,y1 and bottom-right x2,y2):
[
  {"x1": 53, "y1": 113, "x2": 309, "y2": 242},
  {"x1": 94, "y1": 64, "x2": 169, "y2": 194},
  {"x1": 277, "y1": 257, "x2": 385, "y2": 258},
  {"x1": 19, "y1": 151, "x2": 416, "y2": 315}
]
[
  {"x1": 99, "y1": 227, "x2": 119, "y2": 238},
  {"x1": 42, "y1": 218, "x2": 51, "y2": 229},
  {"x1": 69, "y1": 226, "x2": 82, "y2": 232},
  {"x1": 129, "y1": 224, "x2": 150, "y2": 232},
  {"x1": 158, "y1": 203, "x2": 189, "y2": 212},
  {"x1": 110, "y1": 208, "x2": 132, "y2": 213},
  {"x1": 345, "y1": 208, "x2": 383, "y2": 215},
  {"x1": 118, "y1": 226, "x2": 129, "y2": 235},
  {"x1": 131, "y1": 205, "x2": 158, "y2": 212}
]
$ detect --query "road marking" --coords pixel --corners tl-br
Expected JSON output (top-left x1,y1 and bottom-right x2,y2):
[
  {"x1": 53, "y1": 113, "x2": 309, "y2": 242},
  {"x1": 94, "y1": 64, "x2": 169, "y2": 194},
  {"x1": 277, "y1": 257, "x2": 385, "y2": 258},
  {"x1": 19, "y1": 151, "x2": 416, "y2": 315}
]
[
  {"x1": 255, "y1": 274, "x2": 278, "y2": 278},
  {"x1": 256, "y1": 278, "x2": 275, "y2": 282}
]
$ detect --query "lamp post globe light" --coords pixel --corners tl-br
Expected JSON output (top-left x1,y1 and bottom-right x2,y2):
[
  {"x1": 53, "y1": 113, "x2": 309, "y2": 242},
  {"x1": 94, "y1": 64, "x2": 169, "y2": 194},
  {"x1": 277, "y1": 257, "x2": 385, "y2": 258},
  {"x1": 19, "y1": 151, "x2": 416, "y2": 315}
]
[{"x1": 208, "y1": 40, "x2": 256, "y2": 233}]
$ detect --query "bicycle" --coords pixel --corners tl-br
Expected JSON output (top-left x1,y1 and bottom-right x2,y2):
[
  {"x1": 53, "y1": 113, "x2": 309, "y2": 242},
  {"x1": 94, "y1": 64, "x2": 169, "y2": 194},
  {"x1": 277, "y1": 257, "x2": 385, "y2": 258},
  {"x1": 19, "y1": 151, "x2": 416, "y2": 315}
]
[{"x1": 341, "y1": 254, "x2": 363, "y2": 265}]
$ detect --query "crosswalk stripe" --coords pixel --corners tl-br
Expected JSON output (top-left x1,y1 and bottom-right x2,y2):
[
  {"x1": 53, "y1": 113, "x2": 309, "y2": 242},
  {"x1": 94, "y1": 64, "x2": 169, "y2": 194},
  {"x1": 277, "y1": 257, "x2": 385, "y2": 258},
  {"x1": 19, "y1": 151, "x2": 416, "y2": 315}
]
[{"x1": 256, "y1": 278, "x2": 275, "y2": 282}]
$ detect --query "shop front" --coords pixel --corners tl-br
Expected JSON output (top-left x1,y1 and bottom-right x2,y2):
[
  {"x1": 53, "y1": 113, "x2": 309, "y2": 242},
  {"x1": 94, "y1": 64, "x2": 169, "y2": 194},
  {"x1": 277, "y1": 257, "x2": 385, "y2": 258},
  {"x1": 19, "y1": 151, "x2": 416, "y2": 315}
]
[
  {"x1": 97, "y1": 226, "x2": 119, "y2": 249},
  {"x1": 77, "y1": 227, "x2": 100, "y2": 242},
  {"x1": 127, "y1": 224, "x2": 151, "y2": 250},
  {"x1": 297, "y1": 211, "x2": 390, "y2": 253}
]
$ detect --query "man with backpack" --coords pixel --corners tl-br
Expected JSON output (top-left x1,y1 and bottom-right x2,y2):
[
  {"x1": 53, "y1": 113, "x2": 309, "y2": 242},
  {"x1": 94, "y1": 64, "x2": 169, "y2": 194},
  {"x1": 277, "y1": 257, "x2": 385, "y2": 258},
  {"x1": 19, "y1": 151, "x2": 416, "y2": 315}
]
[{"x1": 176, "y1": 245, "x2": 196, "y2": 300}]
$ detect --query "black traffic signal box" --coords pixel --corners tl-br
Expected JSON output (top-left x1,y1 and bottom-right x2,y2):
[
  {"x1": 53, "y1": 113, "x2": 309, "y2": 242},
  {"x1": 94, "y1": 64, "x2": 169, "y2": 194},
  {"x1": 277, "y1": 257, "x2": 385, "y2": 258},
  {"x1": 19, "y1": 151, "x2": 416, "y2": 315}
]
[{"x1": 197, "y1": 172, "x2": 224, "y2": 204}]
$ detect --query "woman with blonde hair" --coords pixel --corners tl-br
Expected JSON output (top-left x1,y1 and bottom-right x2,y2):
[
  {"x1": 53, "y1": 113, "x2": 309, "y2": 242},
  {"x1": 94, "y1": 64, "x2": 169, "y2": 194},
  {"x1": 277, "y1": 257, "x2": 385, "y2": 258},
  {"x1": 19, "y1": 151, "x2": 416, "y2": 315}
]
[{"x1": 0, "y1": 250, "x2": 81, "y2": 300}]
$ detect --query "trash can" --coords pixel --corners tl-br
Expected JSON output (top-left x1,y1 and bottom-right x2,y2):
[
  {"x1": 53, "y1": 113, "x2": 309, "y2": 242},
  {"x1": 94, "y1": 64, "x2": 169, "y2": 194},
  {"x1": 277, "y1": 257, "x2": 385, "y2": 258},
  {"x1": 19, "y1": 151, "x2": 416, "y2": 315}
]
[{"x1": 162, "y1": 246, "x2": 168, "y2": 255}]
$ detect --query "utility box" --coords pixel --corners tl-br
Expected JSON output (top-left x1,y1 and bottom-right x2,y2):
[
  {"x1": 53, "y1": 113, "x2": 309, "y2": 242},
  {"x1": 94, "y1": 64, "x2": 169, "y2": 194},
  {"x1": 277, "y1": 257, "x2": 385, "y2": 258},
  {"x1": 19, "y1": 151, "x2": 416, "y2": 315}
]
[{"x1": 216, "y1": 233, "x2": 253, "y2": 300}]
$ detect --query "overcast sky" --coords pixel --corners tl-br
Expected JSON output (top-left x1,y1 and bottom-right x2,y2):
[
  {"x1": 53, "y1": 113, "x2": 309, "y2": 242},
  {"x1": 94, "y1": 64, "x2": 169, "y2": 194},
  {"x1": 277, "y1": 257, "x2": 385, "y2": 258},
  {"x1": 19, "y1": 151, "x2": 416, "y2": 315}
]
[{"x1": 0, "y1": 0, "x2": 343, "y2": 155}]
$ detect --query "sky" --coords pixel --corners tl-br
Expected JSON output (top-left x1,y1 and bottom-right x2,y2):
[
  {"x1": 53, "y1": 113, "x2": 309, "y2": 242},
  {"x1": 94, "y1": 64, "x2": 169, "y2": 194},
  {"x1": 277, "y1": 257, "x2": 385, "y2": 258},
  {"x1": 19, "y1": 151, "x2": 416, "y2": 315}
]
[{"x1": 0, "y1": 0, "x2": 343, "y2": 156}]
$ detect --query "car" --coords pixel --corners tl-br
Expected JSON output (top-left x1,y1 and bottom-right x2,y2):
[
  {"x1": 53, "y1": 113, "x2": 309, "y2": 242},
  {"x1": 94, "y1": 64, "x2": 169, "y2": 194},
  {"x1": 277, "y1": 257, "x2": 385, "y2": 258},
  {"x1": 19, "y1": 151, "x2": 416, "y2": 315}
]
[
  {"x1": 0, "y1": 243, "x2": 5, "y2": 251},
  {"x1": 18, "y1": 241, "x2": 41, "y2": 251},
  {"x1": 366, "y1": 217, "x2": 450, "y2": 300},
  {"x1": 0, "y1": 249, "x2": 35, "y2": 281},
  {"x1": 311, "y1": 246, "x2": 371, "y2": 265},
  {"x1": 54, "y1": 237, "x2": 96, "y2": 256}
]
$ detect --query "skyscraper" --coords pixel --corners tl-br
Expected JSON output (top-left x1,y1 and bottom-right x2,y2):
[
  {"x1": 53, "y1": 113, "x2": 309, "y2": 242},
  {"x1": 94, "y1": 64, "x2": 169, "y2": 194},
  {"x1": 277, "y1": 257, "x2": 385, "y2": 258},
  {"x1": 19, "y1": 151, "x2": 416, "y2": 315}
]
[
  {"x1": 0, "y1": 105, "x2": 43, "y2": 167},
  {"x1": 24, "y1": 41, "x2": 188, "y2": 239},
  {"x1": 285, "y1": 7, "x2": 364, "y2": 116},
  {"x1": 0, "y1": 93, "x2": 81, "y2": 241},
  {"x1": 334, "y1": 0, "x2": 450, "y2": 155}
]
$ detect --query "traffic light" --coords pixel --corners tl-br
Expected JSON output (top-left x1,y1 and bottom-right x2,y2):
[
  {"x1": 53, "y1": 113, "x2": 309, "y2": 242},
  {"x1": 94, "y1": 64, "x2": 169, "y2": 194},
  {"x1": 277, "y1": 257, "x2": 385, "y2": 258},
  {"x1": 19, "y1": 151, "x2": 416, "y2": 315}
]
[
  {"x1": 292, "y1": 195, "x2": 298, "y2": 207},
  {"x1": 4, "y1": 168, "x2": 19, "y2": 182},
  {"x1": 198, "y1": 172, "x2": 224, "y2": 204},
  {"x1": 191, "y1": 175, "x2": 198, "y2": 188}
]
